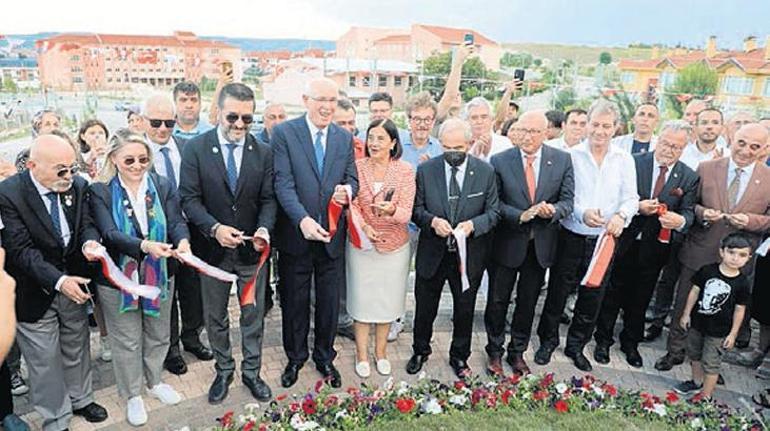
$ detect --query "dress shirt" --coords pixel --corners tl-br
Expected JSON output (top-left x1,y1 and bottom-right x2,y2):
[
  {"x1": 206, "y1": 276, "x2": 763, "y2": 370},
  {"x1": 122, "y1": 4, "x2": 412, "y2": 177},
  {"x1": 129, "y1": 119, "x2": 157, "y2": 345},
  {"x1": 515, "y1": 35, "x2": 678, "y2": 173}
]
[
  {"x1": 546, "y1": 137, "x2": 583, "y2": 152},
  {"x1": 562, "y1": 142, "x2": 639, "y2": 236},
  {"x1": 305, "y1": 115, "x2": 328, "y2": 153},
  {"x1": 444, "y1": 157, "x2": 468, "y2": 195},
  {"x1": 679, "y1": 141, "x2": 730, "y2": 170},
  {"x1": 649, "y1": 161, "x2": 673, "y2": 199},
  {"x1": 217, "y1": 126, "x2": 245, "y2": 175},
  {"x1": 30, "y1": 171, "x2": 71, "y2": 292},
  {"x1": 118, "y1": 173, "x2": 150, "y2": 237},
  {"x1": 727, "y1": 158, "x2": 755, "y2": 205},
  {"x1": 172, "y1": 119, "x2": 212, "y2": 140},
  {"x1": 148, "y1": 137, "x2": 182, "y2": 186},
  {"x1": 401, "y1": 132, "x2": 443, "y2": 170}
]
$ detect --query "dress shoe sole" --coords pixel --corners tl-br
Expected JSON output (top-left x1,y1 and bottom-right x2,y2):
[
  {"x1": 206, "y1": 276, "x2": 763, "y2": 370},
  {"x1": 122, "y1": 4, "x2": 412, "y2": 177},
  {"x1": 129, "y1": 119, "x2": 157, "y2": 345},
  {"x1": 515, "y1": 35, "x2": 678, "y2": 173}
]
[{"x1": 406, "y1": 357, "x2": 428, "y2": 375}]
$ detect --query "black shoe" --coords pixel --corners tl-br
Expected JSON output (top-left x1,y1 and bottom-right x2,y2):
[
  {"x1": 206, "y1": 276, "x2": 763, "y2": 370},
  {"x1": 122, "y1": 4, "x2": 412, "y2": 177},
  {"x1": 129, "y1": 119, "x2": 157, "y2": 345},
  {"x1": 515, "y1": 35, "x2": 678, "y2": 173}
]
[
  {"x1": 642, "y1": 325, "x2": 663, "y2": 343},
  {"x1": 406, "y1": 354, "x2": 429, "y2": 374},
  {"x1": 736, "y1": 340, "x2": 750, "y2": 350},
  {"x1": 316, "y1": 363, "x2": 341, "y2": 388},
  {"x1": 717, "y1": 374, "x2": 725, "y2": 385},
  {"x1": 593, "y1": 344, "x2": 610, "y2": 365},
  {"x1": 534, "y1": 344, "x2": 555, "y2": 366},
  {"x1": 654, "y1": 353, "x2": 684, "y2": 371},
  {"x1": 242, "y1": 376, "x2": 272, "y2": 402},
  {"x1": 208, "y1": 373, "x2": 234, "y2": 404},
  {"x1": 565, "y1": 351, "x2": 593, "y2": 372},
  {"x1": 336, "y1": 325, "x2": 355, "y2": 341},
  {"x1": 281, "y1": 363, "x2": 302, "y2": 388},
  {"x1": 449, "y1": 358, "x2": 471, "y2": 379},
  {"x1": 164, "y1": 355, "x2": 188, "y2": 375},
  {"x1": 560, "y1": 312, "x2": 571, "y2": 325},
  {"x1": 621, "y1": 345, "x2": 643, "y2": 368},
  {"x1": 184, "y1": 344, "x2": 214, "y2": 361},
  {"x1": 674, "y1": 379, "x2": 703, "y2": 395},
  {"x1": 72, "y1": 402, "x2": 108, "y2": 423}
]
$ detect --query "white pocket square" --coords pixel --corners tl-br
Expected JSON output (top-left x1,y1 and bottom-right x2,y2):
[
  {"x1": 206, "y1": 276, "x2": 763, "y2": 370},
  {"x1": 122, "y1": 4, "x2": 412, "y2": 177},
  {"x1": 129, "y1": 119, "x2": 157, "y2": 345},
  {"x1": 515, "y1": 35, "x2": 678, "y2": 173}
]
[{"x1": 467, "y1": 192, "x2": 484, "y2": 198}]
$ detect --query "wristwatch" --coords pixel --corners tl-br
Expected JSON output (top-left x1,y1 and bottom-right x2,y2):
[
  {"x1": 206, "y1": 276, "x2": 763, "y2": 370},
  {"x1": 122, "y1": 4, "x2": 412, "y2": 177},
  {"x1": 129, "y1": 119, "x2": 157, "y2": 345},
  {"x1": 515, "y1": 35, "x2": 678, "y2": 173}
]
[{"x1": 616, "y1": 211, "x2": 628, "y2": 221}]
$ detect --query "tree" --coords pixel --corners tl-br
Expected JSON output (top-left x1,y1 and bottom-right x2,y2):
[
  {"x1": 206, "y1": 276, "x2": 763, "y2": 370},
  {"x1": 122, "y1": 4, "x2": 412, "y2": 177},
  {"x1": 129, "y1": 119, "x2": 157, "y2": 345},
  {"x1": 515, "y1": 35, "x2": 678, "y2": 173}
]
[
  {"x1": 420, "y1": 51, "x2": 492, "y2": 101},
  {"x1": 665, "y1": 63, "x2": 719, "y2": 117},
  {"x1": 500, "y1": 52, "x2": 533, "y2": 69},
  {"x1": 553, "y1": 88, "x2": 577, "y2": 112},
  {"x1": 599, "y1": 52, "x2": 613, "y2": 65},
  {"x1": 1, "y1": 76, "x2": 18, "y2": 93}
]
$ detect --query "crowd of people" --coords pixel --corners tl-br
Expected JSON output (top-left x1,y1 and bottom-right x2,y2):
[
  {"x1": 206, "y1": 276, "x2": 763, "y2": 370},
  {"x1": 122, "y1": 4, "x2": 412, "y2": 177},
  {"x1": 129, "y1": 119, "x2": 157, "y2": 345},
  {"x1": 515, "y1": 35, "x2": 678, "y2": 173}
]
[{"x1": 1, "y1": 43, "x2": 770, "y2": 430}]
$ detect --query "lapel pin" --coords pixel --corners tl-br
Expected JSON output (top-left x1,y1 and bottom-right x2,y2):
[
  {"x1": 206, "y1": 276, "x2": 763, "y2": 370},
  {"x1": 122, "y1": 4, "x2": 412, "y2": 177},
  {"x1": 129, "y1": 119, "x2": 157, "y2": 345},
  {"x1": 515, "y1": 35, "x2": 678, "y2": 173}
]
[
  {"x1": 64, "y1": 195, "x2": 73, "y2": 207},
  {"x1": 127, "y1": 208, "x2": 133, "y2": 217},
  {"x1": 212, "y1": 147, "x2": 219, "y2": 154},
  {"x1": 546, "y1": 160, "x2": 552, "y2": 166},
  {"x1": 123, "y1": 199, "x2": 129, "y2": 206},
  {"x1": 673, "y1": 173, "x2": 678, "y2": 178},
  {"x1": 248, "y1": 145, "x2": 253, "y2": 151},
  {"x1": 470, "y1": 170, "x2": 474, "y2": 176}
]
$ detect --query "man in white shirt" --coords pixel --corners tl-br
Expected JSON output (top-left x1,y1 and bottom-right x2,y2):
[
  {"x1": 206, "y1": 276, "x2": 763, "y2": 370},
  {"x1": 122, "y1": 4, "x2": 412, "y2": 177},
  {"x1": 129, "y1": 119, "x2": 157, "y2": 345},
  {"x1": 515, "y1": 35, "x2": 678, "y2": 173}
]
[
  {"x1": 612, "y1": 103, "x2": 659, "y2": 154},
  {"x1": 679, "y1": 108, "x2": 730, "y2": 170},
  {"x1": 465, "y1": 97, "x2": 512, "y2": 162},
  {"x1": 535, "y1": 99, "x2": 639, "y2": 372},
  {"x1": 546, "y1": 108, "x2": 588, "y2": 151}
]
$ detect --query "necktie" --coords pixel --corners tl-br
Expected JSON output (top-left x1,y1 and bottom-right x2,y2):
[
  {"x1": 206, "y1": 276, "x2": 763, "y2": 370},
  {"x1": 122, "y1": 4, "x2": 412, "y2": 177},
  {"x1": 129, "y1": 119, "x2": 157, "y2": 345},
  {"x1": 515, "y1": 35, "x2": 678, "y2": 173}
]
[
  {"x1": 727, "y1": 167, "x2": 743, "y2": 209},
  {"x1": 652, "y1": 165, "x2": 668, "y2": 198},
  {"x1": 225, "y1": 143, "x2": 238, "y2": 194},
  {"x1": 449, "y1": 166, "x2": 461, "y2": 225},
  {"x1": 46, "y1": 192, "x2": 63, "y2": 242},
  {"x1": 159, "y1": 146, "x2": 177, "y2": 189},
  {"x1": 525, "y1": 155, "x2": 536, "y2": 203},
  {"x1": 314, "y1": 130, "x2": 325, "y2": 174}
]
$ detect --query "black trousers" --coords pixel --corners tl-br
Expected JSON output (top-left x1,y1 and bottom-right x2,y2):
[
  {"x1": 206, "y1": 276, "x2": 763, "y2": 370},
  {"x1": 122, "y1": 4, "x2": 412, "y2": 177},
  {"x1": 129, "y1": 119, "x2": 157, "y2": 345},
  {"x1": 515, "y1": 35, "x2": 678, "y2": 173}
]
[
  {"x1": 484, "y1": 241, "x2": 546, "y2": 358},
  {"x1": 647, "y1": 242, "x2": 683, "y2": 329},
  {"x1": 412, "y1": 251, "x2": 481, "y2": 361},
  {"x1": 0, "y1": 361, "x2": 13, "y2": 420},
  {"x1": 537, "y1": 229, "x2": 615, "y2": 354},
  {"x1": 279, "y1": 242, "x2": 342, "y2": 366},
  {"x1": 167, "y1": 264, "x2": 205, "y2": 358},
  {"x1": 595, "y1": 239, "x2": 670, "y2": 349}
]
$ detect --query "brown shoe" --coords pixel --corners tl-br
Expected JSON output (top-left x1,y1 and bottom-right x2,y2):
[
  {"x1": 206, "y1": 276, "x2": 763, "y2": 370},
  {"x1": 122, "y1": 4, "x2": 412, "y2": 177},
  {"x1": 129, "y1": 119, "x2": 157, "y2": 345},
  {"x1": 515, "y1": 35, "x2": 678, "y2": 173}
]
[
  {"x1": 506, "y1": 353, "x2": 531, "y2": 375},
  {"x1": 487, "y1": 357, "x2": 504, "y2": 376}
]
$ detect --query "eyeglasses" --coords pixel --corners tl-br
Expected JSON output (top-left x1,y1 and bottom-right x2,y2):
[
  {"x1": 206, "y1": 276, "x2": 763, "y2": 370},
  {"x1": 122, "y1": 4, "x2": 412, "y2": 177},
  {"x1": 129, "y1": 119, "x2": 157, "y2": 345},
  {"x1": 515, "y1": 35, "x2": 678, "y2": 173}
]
[
  {"x1": 308, "y1": 96, "x2": 337, "y2": 104},
  {"x1": 410, "y1": 116, "x2": 435, "y2": 125},
  {"x1": 225, "y1": 113, "x2": 254, "y2": 124},
  {"x1": 519, "y1": 128, "x2": 544, "y2": 136},
  {"x1": 121, "y1": 156, "x2": 151, "y2": 166},
  {"x1": 56, "y1": 165, "x2": 80, "y2": 178},
  {"x1": 147, "y1": 119, "x2": 176, "y2": 129}
]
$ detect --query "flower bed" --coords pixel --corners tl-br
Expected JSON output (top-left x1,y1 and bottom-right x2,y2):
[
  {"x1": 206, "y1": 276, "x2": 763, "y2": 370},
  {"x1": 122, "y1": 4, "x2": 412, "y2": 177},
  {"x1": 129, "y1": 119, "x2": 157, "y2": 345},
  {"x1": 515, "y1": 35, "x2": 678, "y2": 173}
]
[{"x1": 213, "y1": 373, "x2": 765, "y2": 431}]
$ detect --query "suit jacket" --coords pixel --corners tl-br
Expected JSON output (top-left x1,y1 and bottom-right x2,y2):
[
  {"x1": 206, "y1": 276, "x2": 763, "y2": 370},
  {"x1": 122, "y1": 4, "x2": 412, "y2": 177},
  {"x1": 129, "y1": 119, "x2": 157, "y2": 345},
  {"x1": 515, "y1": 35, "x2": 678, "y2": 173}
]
[
  {"x1": 490, "y1": 146, "x2": 574, "y2": 269},
  {"x1": 680, "y1": 158, "x2": 770, "y2": 270},
  {"x1": 616, "y1": 152, "x2": 699, "y2": 255},
  {"x1": 272, "y1": 115, "x2": 358, "y2": 258},
  {"x1": 179, "y1": 128, "x2": 277, "y2": 265},
  {"x1": 0, "y1": 172, "x2": 99, "y2": 322},
  {"x1": 412, "y1": 155, "x2": 499, "y2": 280},
  {"x1": 612, "y1": 133, "x2": 658, "y2": 154},
  {"x1": 89, "y1": 173, "x2": 190, "y2": 285}
]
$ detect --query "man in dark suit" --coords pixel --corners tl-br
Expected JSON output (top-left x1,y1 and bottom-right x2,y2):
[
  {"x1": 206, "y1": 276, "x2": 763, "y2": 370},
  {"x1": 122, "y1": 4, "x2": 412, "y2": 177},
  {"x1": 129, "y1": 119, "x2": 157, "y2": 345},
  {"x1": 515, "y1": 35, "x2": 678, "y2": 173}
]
[
  {"x1": 180, "y1": 83, "x2": 277, "y2": 404},
  {"x1": 594, "y1": 120, "x2": 698, "y2": 368},
  {"x1": 485, "y1": 111, "x2": 574, "y2": 376},
  {"x1": 406, "y1": 118, "x2": 499, "y2": 379},
  {"x1": 272, "y1": 77, "x2": 358, "y2": 389},
  {"x1": 141, "y1": 94, "x2": 214, "y2": 376},
  {"x1": 0, "y1": 136, "x2": 108, "y2": 431}
]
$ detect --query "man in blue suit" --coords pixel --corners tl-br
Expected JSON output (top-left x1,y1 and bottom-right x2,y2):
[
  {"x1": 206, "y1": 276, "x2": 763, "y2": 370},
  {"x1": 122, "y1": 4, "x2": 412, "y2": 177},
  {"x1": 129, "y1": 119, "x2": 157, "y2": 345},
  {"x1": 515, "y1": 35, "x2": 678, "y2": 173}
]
[{"x1": 272, "y1": 77, "x2": 358, "y2": 388}]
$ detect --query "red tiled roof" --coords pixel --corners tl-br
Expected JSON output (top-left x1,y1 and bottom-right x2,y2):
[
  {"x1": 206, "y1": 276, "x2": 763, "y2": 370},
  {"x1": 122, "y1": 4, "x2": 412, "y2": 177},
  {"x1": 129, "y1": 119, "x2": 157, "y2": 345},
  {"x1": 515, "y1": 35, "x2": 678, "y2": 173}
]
[
  {"x1": 38, "y1": 32, "x2": 236, "y2": 50},
  {"x1": 375, "y1": 34, "x2": 411, "y2": 44},
  {"x1": 415, "y1": 24, "x2": 497, "y2": 46},
  {"x1": 620, "y1": 47, "x2": 770, "y2": 74}
]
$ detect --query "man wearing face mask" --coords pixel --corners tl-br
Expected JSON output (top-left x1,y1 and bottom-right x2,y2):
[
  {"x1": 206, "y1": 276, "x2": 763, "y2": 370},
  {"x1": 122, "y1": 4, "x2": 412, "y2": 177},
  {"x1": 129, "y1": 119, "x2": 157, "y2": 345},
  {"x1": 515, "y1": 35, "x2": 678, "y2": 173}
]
[
  {"x1": 0, "y1": 136, "x2": 108, "y2": 431},
  {"x1": 407, "y1": 118, "x2": 499, "y2": 379},
  {"x1": 180, "y1": 83, "x2": 277, "y2": 405}
]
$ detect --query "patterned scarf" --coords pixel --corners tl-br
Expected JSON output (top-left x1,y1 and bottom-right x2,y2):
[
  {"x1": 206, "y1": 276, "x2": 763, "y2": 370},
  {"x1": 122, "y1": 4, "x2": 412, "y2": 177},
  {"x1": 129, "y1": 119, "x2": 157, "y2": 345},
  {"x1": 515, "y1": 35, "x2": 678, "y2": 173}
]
[{"x1": 110, "y1": 175, "x2": 168, "y2": 316}]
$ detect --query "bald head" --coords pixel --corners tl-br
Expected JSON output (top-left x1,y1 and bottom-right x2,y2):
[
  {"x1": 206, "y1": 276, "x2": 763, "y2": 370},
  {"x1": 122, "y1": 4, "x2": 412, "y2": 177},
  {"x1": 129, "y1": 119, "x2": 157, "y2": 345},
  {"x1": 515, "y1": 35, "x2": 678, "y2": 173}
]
[
  {"x1": 517, "y1": 110, "x2": 548, "y2": 155},
  {"x1": 28, "y1": 135, "x2": 77, "y2": 192},
  {"x1": 731, "y1": 123, "x2": 768, "y2": 167},
  {"x1": 303, "y1": 77, "x2": 339, "y2": 128},
  {"x1": 143, "y1": 94, "x2": 175, "y2": 145}
]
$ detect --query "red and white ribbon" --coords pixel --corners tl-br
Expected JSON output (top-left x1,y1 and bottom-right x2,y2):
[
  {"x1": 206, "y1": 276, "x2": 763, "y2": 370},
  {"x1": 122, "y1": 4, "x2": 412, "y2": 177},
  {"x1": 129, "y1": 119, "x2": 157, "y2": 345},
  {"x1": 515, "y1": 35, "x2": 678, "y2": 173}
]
[
  {"x1": 239, "y1": 242, "x2": 271, "y2": 307},
  {"x1": 656, "y1": 203, "x2": 671, "y2": 244},
  {"x1": 452, "y1": 226, "x2": 470, "y2": 292},
  {"x1": 177, "y1": 252, "x2": 238, "y2": 283},
  {"x1": 328, "y1": 185, "x2": 373, "y2": 250},
  {"x1": 93, "y1": 245, "x2": 160, "y2": 300},
  {"x1": 580, "y1": 231, "x2": 616, "y2": 289}
]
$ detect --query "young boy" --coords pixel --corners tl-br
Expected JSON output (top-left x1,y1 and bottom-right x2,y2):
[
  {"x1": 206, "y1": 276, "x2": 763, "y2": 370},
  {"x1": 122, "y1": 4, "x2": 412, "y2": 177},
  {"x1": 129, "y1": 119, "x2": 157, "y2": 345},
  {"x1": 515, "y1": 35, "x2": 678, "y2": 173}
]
[{"x1": 674, "y1": 232, "x2": 752, "y2": 399}]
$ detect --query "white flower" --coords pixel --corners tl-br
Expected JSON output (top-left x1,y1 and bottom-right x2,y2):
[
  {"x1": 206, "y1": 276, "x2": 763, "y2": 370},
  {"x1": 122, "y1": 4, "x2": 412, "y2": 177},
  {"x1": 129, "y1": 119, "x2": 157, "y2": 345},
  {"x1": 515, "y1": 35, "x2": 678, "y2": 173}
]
[
  {"x1": 396, "y1": 381, "x2": 410, "y2": 395},
  {"x1": 382, "y1": 377, "x2": 394, "y2": 391},
  {"x1": 652, "y1": 403, "x2": 667, "y2": 417},
  {"x1": 290, "y1": 414, "x2": 321, "y2": 431},
  {"x1": 418, "y1": 371, "x2": 427, "y2": 380},
  {"x1": 593, "y1": 386, "x2": 605, "y2": 398},
  {"x1": 334, "y1": 410, "x2": 348, "y2": 420},
  {"x1": 449, "y1": 394, "x2": 468, "y2": 406},
  {"x1": 421, "y1": 397, "x2": 442, "y2": 415},
  {"x1": 244, "y1": 403, "x2": 260, "y2": 411},
  {"x1": 690, "y1": 418, "x2": 703, "y2": 429},
  {"x1": 555, "y1": 383, "x2": 568, "y2": 394}
]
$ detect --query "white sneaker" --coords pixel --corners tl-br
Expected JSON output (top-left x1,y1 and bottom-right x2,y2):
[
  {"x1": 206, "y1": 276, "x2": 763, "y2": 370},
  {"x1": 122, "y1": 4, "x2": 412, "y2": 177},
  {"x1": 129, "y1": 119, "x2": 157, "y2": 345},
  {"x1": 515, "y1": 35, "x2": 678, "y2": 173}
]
[
  {"x1": 100, "y1": 336, "x2": 112, "y2": 362},
  {"x1": 355, "y1": 361, "x2": 371, "y2": 378},
  {"x1": 376, "y1": 358, "x2": 391, "y2": 376},
  {"x1": 149, "y1": 383, "x2": 182, "y2": 405},
  {"x1": 126, "y1": 396, "x2": 148, "y2": 427},
  {"x1": 387, "y1": 319, "x2": 403, "y2": 342}
]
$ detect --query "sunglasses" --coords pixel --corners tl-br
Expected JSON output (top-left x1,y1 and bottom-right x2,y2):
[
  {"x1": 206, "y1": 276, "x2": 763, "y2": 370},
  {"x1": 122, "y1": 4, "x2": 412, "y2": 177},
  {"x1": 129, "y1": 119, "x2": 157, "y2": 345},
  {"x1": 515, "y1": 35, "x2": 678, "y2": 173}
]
[
  {"x1": 121, "y1": 156, "x2": 150, "y2": 166},
  {"x1": 56, "y1": 165, "x2": 80, "y2": 178},
  {"x1": 225, "y1": 113, "x2": 254, "y2": 125},
  {"x1": 147, "y1": 119, "x2": 176, "y2": 129}
]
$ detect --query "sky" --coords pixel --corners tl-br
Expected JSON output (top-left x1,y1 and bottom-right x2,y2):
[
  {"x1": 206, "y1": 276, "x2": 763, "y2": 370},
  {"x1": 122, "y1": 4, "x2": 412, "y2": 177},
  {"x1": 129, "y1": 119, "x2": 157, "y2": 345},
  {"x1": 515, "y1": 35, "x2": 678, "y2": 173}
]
[{"x1": 3, "y1": 0, "x2": 770, "y2": 49}]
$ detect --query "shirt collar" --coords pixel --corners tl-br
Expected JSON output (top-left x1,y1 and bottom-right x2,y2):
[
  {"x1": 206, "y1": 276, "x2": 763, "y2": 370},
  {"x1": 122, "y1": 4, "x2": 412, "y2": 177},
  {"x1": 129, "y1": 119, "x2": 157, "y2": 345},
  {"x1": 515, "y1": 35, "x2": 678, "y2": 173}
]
[
  {"x1": 217, "y1": 126, "x2": 245, "y2": 147},
  {"x1": 117, "y1": 172, "x2": 149, "y2": 198},
  {"x1": 445, "y1": 157, "x2": 468, "y2": 173},
  {"x1": 29, "y1": 170, "x2": 54, "y2": 196},
  {"x1": 521, "y1": 146, "x2": 543, "y2": 161},
  {"x1": 147, "y1": 136, "x2": 178, "y2": 153},
  {"x1": 728, "y1": 158, "x2": 755, "y2": 177},
  {"x1": 305, "y1": 114, "x2": 328, "y2": 139}
]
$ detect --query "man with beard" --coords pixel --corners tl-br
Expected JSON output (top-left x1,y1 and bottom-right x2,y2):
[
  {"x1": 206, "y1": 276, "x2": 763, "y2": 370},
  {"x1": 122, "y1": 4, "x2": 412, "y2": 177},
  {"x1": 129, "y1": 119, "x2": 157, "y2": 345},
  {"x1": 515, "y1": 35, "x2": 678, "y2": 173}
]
[
  {"x1": 180, "y1": 83, "x2": 277, "y2": 404},
  {"x1": 612, "y1": 103, "x2": 659, "y2": 154},
  {"x1": 172, "y1": 81, "x2": 212, "y2": 140},
  {"x1": 0, "y1": 136, "x2": 108, "y2": 430},
  {"x1": 679, "y1": 109, "x2": 729, "y2": 170},
  {"x1": 546, "y1": 108, "x2": 588, "y2": 151}
]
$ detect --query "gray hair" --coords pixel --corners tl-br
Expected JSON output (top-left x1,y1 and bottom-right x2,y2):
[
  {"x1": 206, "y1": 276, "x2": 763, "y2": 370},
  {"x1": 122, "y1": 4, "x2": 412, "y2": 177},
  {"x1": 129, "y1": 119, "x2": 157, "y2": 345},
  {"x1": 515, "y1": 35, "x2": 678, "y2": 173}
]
[
  {"x1": 588, "y1": 99, "x2": 620, "y2": 125},
  {"x1": 438, "y1": 118, "x2": 472, "y2": 142},
  {"x1": 141, "y1": 93, "x2": 176, "y2": 117},
  {"x1": 659, "y1": 119, "x2": 692, "y2": 136},
  {"x1": 461, "y1": 97, "x2": 492, "y2": 120},
  {"x1": 405, "y1": 91, "x2": 437, "y2": 118}
]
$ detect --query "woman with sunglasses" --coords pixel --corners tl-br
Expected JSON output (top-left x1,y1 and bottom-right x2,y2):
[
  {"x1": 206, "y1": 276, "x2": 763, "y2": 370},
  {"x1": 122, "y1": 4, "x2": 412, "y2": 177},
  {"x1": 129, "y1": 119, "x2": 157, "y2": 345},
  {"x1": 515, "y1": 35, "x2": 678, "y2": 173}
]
[
  {"x1": 346, "y1": 119, "x2": 415, "y2": 378},
  {"x1": 85, "y1": 128, "x2": 190, "y2": 426}
]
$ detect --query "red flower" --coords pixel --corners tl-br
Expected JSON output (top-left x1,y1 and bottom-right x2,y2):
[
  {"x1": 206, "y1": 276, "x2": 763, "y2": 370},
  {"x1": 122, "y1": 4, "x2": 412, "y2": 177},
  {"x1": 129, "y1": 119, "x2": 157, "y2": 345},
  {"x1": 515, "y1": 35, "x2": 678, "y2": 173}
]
[
  {"x1": 324, "y1": 395, "x2": 339, "y2": 408},
  {"x1": 501, "y1": 389, "x2": 514, "y2": 405},
  {"x1": 454, "y1": 381, "x2": 466, "y2": 390},
  {"x1": 691, "y1": 392, "x2": 704, "y2": 403},
  {"x1": 602, "y1": 384, "x2": 618, "y2": 397},
  {"x1": 540, "y1": 373, "x2": 554, "y2": 388},
  {"x1": 301, "y1": 398, "x2": 317, "y2": 415},
  {"x1": 533, "y1": 390, "x2": 548, "y2": 401},
  {"x1": 346, "y1": 387, "x2": 359, "y2": 396},
  {"x1": 666, "y1": 392, "x2": 680, "y2": 403},
  {"x1": 396, "y1": 398, "x2": 416, "y2": 414},
  {"x1": 315, "y1": 379, "x2": 325, "y2": 393},
  {"x1": 289, "y1": 402, "x2": 300, "y2": 413},
  {"x1": 259, "y1": 424, "x2": 269, "y2": 431},
  {"x1": 508, "y1": 374, "x2": 521, "y2": 385},
  {"x1": 554, "y1": 400, "x2": 569, "y2": 413},
  {"x1": 219, "y1": 411, "x2": 234, "y2": 427},
  {"x1": 485, "y1": 393, "x2": 498, "y2": 408},
  {"x1": 276, "y1": 393, "x2": 288, "y2": 401},
  {"x1": 243, "y1": 421, "x2": 256, "y2": 431}
]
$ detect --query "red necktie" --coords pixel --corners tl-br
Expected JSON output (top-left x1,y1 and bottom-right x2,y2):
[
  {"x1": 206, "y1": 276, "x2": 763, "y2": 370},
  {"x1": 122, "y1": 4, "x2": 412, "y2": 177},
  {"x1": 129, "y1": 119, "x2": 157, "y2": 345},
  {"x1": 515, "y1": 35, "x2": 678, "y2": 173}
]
[
  {"x1": 525, "y1": 155, "x2": 536, "y2": 203},
  {"x1": 652, "y1": 165, "x2": 668, "y2": 198}
]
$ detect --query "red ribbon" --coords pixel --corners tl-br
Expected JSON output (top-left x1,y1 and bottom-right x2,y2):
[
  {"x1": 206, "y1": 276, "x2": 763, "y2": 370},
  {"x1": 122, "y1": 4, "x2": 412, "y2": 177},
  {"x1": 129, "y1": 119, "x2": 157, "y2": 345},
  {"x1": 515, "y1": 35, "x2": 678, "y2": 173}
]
[
  {"x1": 581, "y1": 232, "x2": 616, "y2": 289},
  {"x1": 327, "y1": 186, "x2": 371, "y2": 250},
  {"x1": 656, "y1": 203, "x2": 671, "y2": 244},
  {"x1": 239, "y1": 243, "x2": 271, "y2": 307}
]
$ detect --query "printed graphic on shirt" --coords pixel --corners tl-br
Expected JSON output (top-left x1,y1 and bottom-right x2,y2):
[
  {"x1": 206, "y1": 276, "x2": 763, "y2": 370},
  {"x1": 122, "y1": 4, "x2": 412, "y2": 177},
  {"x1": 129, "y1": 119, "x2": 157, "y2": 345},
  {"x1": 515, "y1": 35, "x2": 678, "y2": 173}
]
[{"x1": 697, "y1": 277, "x2": 732, "y2": 316}]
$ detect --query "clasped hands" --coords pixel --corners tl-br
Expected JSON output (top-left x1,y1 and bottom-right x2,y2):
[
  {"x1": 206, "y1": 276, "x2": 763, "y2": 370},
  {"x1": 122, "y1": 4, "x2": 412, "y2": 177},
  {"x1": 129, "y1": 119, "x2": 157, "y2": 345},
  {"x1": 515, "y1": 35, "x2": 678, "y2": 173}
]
[
  {"x1": 582, "y1": 209, "x2": 625, "y2": 237},
  {"x1": 431, "y1": 217, "x2": 474, "y2": 238},
  {"x1": 702, "y1": 208, "x2": 749, "y2": 229},
  {"x1": 519, "y1": 201, "x2": 557, "y2": 223},
  {"x1": 639, "y1": 199, "x2": 686, "y2": 230}
]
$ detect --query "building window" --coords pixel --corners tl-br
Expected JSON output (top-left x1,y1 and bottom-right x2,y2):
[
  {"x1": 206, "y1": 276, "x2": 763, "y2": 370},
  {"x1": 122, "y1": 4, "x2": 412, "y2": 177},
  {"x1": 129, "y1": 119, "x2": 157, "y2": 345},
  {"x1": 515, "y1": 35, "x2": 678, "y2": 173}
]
[
  {"x1": 660, "y1": 72, "x2": 677, "y2": 88},
  {"x1": 409, "y1": 76, "x2": 416, "y2": 88},
  {"x1": 362, "y1": 76, "x2": 371, "y2": 87},
  {"x1": 394, "y1": 76, "x2": 402, "y2": 86},
  {"x1": 378, "y1": 75, "x2": 388, "y2": 87},
  {"x1": 722, "y1": 76, "x2": 755, "y2": 95},
  {"x1": 349, "y1": 76, "x2": 356, "y2": 87},
  {"x1": 71, "y1": 55, "x2": 80, "y2": 61},
  {"x1": 72, "y1": 77, "x2": 83, "y2": 83},
  {"x1": 763, "y1": 78, "x2": 770, "y2": 97},
  {"x1": 620, "y1": 72, "x2": 636, "y2": 85}
]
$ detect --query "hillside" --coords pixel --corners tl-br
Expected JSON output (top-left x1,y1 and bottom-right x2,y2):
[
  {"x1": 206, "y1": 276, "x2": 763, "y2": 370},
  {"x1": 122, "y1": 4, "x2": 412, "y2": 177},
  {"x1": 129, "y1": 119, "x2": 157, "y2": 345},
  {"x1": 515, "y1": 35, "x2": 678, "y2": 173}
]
[{"x1": 502, "y1": 42, "x2": 653, "y2": 64}]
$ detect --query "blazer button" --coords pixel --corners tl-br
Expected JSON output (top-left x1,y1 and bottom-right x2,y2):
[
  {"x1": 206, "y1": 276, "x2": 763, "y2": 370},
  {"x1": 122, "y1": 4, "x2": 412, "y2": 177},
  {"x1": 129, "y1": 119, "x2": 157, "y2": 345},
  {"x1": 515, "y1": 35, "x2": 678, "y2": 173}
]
[{"x1": 232, "y1": 205, "x2": 237, "y2": 211}]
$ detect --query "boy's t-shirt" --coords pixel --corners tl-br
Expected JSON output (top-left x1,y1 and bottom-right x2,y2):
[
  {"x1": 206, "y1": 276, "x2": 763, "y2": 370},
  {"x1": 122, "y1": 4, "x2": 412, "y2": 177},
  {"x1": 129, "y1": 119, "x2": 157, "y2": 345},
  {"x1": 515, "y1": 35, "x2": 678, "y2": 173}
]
[{"x1": 690, "y1": 263, "x2": 751, "y2": 338}]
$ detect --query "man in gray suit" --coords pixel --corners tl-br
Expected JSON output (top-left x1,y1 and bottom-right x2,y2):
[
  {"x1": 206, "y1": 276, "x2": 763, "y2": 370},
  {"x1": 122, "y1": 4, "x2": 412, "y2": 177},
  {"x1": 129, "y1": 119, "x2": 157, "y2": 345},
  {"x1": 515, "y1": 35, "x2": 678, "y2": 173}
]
[{"x1": 485, "y1": 111, "x2": 574, "y2": 376}]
